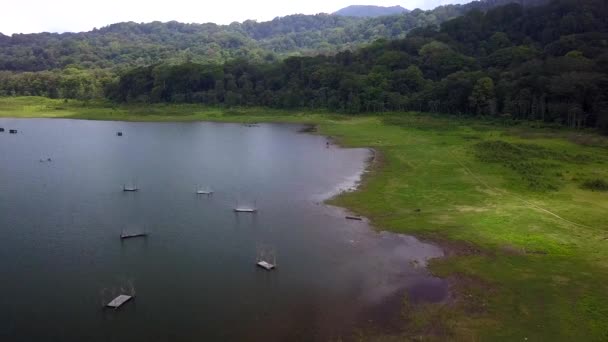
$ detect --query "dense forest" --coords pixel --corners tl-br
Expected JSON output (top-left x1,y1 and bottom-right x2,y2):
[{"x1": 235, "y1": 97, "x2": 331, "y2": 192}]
[
  {"x1": 103, "y1": 0, "x2": 608, "y2": 131},
  {"x1": 0, "y1": 0, "x2": 541, "y2": 72},
  {"x1": 2, "y1": 0, "x2": 605, "y2": 132}
]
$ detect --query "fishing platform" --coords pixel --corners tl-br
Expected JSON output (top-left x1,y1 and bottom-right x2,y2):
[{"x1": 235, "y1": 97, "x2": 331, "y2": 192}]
[
  {"x1": 106, "y1": 295, "x2": 133, "y2": 309},
  {"x1": 120, "y1": 232, "x2": 148, "y2": 239},
  {"x1": 234, "y1": 207, "x2": 257, "y2": 213},
  {"x1": 196, "y1": 187, "x2": 214, "y2": 195},
  {"x1": 256, "y1": 260, "x2": 276, "y2": 270},
  {"x1": 256, "y1": 246, "x2": 277, "y2": 271}
]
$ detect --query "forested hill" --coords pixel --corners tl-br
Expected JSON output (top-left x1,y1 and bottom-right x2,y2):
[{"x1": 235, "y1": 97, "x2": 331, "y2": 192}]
[
  {"x1": 106, "y1": 0, "x2": 607, "y2": 131},
  {"x1": 0, "y1": 0, "x2": 543, "y2": 72},
  {"x1": 333, "y1": 5, "x2": 409, "y2": 17}
]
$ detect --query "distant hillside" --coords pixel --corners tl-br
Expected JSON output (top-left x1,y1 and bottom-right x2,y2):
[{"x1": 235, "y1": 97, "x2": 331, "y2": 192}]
[
  {"x1": 333, "y1": 5, "x2": 409, "y2": 17},
  {"x1": 108, "y1": 0, "x2": 608, "y2": 130},
  {"x1": 0, "y1": 0, "x2": 549, "y2": 72}
]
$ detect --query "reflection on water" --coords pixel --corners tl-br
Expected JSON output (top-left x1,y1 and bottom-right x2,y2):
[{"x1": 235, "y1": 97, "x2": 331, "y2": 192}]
[{"x1": 0, "y1": 118, "x2": 446, "y2": 341}]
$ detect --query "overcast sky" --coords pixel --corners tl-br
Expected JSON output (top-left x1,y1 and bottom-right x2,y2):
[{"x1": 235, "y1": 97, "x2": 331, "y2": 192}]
[{"x1": 0, "y1": 0, "x2": 468, "y2": 35}]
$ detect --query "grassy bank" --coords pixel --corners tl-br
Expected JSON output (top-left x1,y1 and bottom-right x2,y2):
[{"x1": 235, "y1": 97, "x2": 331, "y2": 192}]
[{"x1": 2, "y1": 97, "x2": 608, "y2": 340}]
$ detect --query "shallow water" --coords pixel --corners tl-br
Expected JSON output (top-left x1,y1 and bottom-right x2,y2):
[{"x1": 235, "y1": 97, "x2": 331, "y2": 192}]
[{"x1": 0, "y1": 118, "x2": 447, "y2": 341}]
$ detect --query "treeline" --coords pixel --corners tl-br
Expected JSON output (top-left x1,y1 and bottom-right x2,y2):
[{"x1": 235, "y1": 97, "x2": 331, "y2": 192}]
[
  {"x1": 0, "y1": 69, "x2": 114, "y2": 99},
  {"x1": 107, "y1": 0, "x2": 608, "y2": 131},
  {"x1": 1, "y1": 0, "x2": 605, "y2": 131},
  {"x1": 0, "y1": 0, "x2": 542, "y2": 72}
]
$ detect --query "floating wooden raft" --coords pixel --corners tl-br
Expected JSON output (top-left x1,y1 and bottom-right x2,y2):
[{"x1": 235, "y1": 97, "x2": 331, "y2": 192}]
[
  {"x1": 257, "y1": 260, "x2": 276, "y2": 271},
  {"x1": 120, "y1": 232, "x2": 147, "y2": 239},
  {"x1": 106, "y1": 295, "x2": 133, "y2": 309},
  {"x1": 234, "y1": 208, "x2": 257, "y2": 213}
]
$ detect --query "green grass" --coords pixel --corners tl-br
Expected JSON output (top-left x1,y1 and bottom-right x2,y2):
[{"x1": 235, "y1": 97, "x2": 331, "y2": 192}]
[
  {"x1": 472, "y1": 140, "x2": 597, "y2": 192},
  {"x1": 0, "y1": 96, "x2": 319, "y2": 122},
  {"x1": 2, "y1": 97, "x2": 608, "y2": 340}
]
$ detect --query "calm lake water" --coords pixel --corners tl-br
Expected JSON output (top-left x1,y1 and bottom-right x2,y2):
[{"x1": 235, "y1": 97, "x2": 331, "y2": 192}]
[{"x1": 0, "y1": 118, "x2": 446, "y2": 341}]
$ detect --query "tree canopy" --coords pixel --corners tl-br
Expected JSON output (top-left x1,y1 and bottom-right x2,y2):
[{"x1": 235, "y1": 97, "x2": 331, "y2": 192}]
[
  {"x1": 0, "y1": 0, "x2": 543, "y2": 71},
  {"x1": 99, "y1": 0, "x2": 608, "y2": 131},
  {"x1": 2, "y1": 0, "x2": 606, "y2": 132}
]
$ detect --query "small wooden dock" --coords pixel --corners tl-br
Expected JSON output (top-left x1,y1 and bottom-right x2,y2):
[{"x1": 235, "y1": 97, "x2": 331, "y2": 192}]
[
  {"x1": 106, "y1": 295, "x2": 133, "y2": 309},
  {"x1": 257, "y1": 261, "x2": 276, "y2": 270}
]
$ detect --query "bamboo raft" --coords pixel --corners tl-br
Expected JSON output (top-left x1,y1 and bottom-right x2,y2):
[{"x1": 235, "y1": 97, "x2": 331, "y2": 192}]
[
  {"x1": 120, "y1": 232, "x2": 147, "y2": 239},
  {"x1": 256, "y1": 245, "x2": 276, "y2": 271},
  {"x1": 256, "y1": 260, "x2": 276, "y2": 270},
  {"x1": 234, "y1": 208, "x2": 257, "y2": 213},
  {"x1": 106, "y1": 295, "x2": 133, "y2": 309},
  {"x1": 234, "y1": 200, "x2": 257, "y2": 213}
]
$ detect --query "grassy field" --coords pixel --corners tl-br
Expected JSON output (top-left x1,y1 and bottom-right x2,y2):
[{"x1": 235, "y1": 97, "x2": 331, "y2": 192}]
[{"x1": 2, "y1": 97, "x2": 608, "y2": 340}]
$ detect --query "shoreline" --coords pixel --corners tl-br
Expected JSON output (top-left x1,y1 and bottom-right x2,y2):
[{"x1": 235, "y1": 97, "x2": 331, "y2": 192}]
[
  {"x1": 3, "y1": 100, "x2": 608, "y2": 340},
  {"x1": 1, "y1": 114, "x2": 459, "y2": 336},
  {"x1": 0, "y1": 117, "x2": 478, "y2": 254},
  {"x1": 2, "y1": 115, "x2": 454, "y2": 339}
]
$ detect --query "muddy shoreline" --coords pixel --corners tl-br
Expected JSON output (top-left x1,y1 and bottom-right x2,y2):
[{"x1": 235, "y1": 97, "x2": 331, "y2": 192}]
[{"x1": 318, "y1": 127, "x2": 484, "y2": 338}]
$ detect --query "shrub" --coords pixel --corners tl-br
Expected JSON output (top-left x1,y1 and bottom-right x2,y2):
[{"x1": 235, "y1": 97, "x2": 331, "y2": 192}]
[{"x1": 581, "y1": 179, "x2": 608, "y2": 192}]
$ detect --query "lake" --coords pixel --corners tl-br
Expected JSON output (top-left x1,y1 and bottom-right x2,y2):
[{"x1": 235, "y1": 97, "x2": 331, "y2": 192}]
[{"x1": 0, "y1": 118, "x2": 447, "y2": 341}]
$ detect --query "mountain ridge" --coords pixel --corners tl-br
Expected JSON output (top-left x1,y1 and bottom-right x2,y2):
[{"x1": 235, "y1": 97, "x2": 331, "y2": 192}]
[
  {"x1": 0, "y1": 0, "x2": 550, "y2": 72},
  {"x1": 333, "y1": 5, "x2": 409, "y2": 17}
]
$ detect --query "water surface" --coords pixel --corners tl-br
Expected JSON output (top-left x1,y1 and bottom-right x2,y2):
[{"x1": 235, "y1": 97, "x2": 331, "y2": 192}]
[{"x1": 0, "y1": 118, "x2": 446, "y2": 341}]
